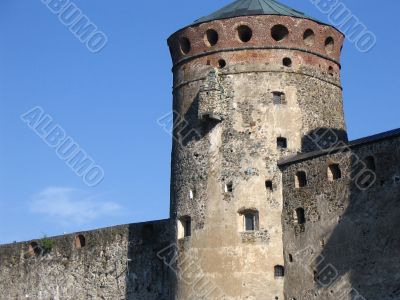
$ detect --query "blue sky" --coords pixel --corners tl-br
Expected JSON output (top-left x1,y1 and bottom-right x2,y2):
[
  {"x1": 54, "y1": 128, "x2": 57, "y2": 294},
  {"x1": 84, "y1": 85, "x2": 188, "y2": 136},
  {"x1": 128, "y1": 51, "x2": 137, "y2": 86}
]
[{"x1": 0, "y1": 0, "x2": 399, "y2": 244}]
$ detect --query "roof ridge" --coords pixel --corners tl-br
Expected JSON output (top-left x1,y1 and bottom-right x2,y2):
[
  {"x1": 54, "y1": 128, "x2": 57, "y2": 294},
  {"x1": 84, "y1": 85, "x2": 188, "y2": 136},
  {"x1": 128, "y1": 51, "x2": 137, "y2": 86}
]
[{"x1": 192, "y1": 0, "x2": 322, "y2": 26}]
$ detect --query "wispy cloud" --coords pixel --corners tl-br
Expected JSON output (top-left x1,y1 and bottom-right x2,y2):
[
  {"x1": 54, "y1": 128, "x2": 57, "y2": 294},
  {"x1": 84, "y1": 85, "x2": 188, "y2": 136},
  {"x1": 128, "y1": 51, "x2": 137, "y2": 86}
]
[{"x1": 30, "y1": 187, "x2": 121, "y2": 225}]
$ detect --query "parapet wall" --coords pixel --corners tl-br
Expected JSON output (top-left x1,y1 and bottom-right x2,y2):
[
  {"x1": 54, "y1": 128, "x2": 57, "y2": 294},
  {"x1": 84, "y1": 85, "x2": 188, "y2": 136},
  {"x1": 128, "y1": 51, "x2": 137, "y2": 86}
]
[
  {"x1": 0, "y1": 219, "x2": 175, "y2": 300},
  {"x1": 279, "y1": 133, "x2": 400, "y2": 299}
]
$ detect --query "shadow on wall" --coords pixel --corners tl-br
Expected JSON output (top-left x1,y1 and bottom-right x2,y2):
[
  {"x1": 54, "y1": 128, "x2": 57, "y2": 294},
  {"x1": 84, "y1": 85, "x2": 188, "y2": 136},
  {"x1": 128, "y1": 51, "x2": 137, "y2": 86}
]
[
  {"x1": 174, "y1": 93, "x2": 220, "y2": 147},
  {"x1": 125, "y1": 221, "x2": 176, "y2": 299},
  {"x1": 301, "y1": 128, "x2": 348, "y2": 153},
  {"x1": 313, "y1": 138, "x2": 400, "y2": 298}
]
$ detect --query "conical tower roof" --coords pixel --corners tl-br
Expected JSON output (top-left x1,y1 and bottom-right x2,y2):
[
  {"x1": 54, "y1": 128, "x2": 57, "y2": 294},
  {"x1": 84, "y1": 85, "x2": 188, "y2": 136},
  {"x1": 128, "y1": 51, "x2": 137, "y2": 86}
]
[{"x1": 193, "y1": 0, "x2": 321, "y2": 25}]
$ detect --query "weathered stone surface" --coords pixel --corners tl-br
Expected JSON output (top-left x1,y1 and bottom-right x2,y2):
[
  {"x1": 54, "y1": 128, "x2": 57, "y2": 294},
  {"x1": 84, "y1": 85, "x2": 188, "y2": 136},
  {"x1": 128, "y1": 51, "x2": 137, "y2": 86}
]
[
  {"x1": 168, "y1": 13, "x2": 345, "y2": 300},
  {"x1": 0, "y1": 220, "x2": 175, "y2": 299},
  {"x1": 279, "y1": 135, "x2": 400, "y2": 300},
  {"x1": 1, "y1": 4, "x2": 398, "y2": 300}
]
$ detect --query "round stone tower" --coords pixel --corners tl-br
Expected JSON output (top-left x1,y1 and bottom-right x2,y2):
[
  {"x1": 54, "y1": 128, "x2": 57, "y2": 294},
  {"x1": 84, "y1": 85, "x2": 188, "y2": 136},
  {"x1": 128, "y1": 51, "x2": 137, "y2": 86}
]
[{"x1": 167, "y1": 0, "x2": 346, "y2": 299}]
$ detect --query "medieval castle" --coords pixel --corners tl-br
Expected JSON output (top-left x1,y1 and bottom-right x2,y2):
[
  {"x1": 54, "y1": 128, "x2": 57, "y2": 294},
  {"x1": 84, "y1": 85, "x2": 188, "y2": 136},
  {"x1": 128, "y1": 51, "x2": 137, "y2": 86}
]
[{"x1": 1, "y1": 0, "x2": 399, "y2": 299}]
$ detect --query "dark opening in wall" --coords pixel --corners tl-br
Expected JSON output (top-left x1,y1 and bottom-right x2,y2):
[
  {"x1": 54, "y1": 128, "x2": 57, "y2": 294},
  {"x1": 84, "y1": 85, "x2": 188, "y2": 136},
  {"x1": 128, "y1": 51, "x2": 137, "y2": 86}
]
[
  {"x1": 179, "y1": 37, "x2": 191, "y2": 54},
  {"x1": 237, "y1": 25, "x2": 252, "y2": 42},
  {"x1": 242, "y1": 210, "x2": 259, "y2": 231},
  {"x1": 75, "y1": 234, "x2": 86, "y2": 249},
  {"x1": 328, "y1": 163, "x2": 341, "y2": 181},
  {"x1": 28, "y1": 242, "x2": 41, "y2": 257},
  {"x1": 328, "y1": 66, "x2": 334, "y2": 76},
  {"x1": 283, "y1": 57, "x2": 292, "y2": 67},
  {"x1": 265, "y1": 180, "x2": 273, "y2": 191},
  {"x1": 303, "y1": 29, "x2": 315, "y2": 46},
  {"x1": 365, "y1": 156, "x2": 376, "y2": 171},
  {"x1": 295, "y1": 207, "x2": 306, "y2": 225},
  {"x1": 271, "y1": 25, "x2": 289, "y2": 41},
  {"x1": 205, "y1": 29, "x2": 219, "y2": 46},
  {"x1": 218, "y1": 59, "x2": 226, "y2": 68},
  {"x1": 225, "y1": 182, "x2": 233, "y2": 193},
  {"x1": 295, "y1": 171, "x2": 307, "y2": 188},
  {"x1": 178, "y1": 216, "x2": 192, "y2": 238},
  {"x1": 325, "y1": 37, "x2": 335, "y2": 53},
  {"x1": 277, "y1": 137, "x2": 288, "y2": 149},
  {"x1": 274, "y1": 265, "x2": 285, "y2": 277},
  {"x1": 273, "y1": 91, "x2": 286, "y2": 104},
  {"x1": 288, "y1": 254, "x2": 293, "y2": 262},
  {"x1": 185, "y1": 218, "x2": 191, "y2": 237}
]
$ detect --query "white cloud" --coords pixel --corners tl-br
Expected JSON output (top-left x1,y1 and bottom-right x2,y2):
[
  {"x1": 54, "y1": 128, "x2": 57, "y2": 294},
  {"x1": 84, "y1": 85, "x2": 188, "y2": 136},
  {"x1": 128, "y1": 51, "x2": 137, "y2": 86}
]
[{"x1": 30, "y1": 187, "x2": 122, "y2": 225}]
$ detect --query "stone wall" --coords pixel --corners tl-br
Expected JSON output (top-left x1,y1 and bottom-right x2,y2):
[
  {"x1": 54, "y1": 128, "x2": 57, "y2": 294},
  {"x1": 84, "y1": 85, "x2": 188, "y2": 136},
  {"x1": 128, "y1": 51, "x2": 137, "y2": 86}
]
[
  {"x1": 279, "y1": 133, "x2": 400, "y2": 300},
  {"x1": 0, "y1": 219, "x2": 175, "y2": 300},
  {"x1": 168, "y1": 13, "x2": 346, "y2": 299}
]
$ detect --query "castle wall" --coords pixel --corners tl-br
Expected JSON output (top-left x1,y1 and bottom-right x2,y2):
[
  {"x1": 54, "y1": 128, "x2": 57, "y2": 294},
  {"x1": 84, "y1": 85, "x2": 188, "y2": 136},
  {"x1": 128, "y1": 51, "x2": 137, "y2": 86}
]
[
  {"x1": 168, "y1": 15, "x2": 346, "y2": 300},
  {"x1": 0, "y1": 220, "x2": 175, "y2": 300},
  {"x1": 280, "y1": 135, "x2": 400, "y2": 299}
]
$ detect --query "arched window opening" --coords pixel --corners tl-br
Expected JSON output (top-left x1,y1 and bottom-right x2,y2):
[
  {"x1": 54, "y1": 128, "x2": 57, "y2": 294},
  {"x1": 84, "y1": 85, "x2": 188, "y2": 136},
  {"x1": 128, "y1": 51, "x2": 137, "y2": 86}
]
[
  {"x1": 75, "y1": 234, "x2": 86, "y2": 249},
  {"x1": 205, "y1": 29, "x2": 219, "y2": 47},
  {"x1": 365, "y1": 156, "x2": 376, "y2": 171},
  {"x1": 325, "y1": 37, "x2": 335, "y2": 53},
  {"x1": 295, "y1": 171, "x2": 307, "y2": 188},
  {"x1": 294, "y1": 207, "x2": 305, "y2": 225},
  {"x1": 179, "y1": 37, "x2": 191, "y2": 55},
  {"x1": 303, "y1": 29, "x2": 315, "y2": 46},
  {"x1": 178, "y1": 216, "x2": 192, "y2": 239},
  {"x1": 237, "y1": 25, "x2": 252, "y2": 43},
  {"x1": 271, "y1": 25, "x2": 289, "y2": 41},
  {"x1": 328, "y1": 164, "x2": 341, "y2": 181},
  {"x1": 274, "y1": 265, "x2": 285, "y2": 277}
]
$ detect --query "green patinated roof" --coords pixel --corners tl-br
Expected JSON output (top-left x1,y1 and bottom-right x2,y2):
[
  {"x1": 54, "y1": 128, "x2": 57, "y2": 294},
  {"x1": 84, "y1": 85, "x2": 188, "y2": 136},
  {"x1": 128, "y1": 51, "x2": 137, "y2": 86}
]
[{"x1": 193, "y1": 0, "x2": 321, "y2": 25}]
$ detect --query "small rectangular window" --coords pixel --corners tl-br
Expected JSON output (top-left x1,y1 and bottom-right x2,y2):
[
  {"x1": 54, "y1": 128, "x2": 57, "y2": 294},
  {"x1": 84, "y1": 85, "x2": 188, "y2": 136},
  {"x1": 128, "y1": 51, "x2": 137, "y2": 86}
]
[
  {"x1": 274, "y1": 265, "x2": 285, "y2": 277},
  {"x1": 265, "y1": 180, "x2": 273, "y2": 191},
  {"x1": 273, "y1": 92, "x2": 286, "y2": 105},
  {"x1": 277, "y1": 137, "x2": 288, "y2": 149},
  {"x1": 328, "y1": 164, "x2": 341, "y2": 181},
  {"x1": 241, "y1": 211, "x2": 259, "y2": 231},
  {"x1": 225, "y1": 182, "x2": 233, "y2": 193},
  {"x1": 245, "y1": 214, "x2": 255, "y2": 231},
  {"x1": 295, "y1": 171, "x2": 307, "y2": 188},
  {"x1": 184, "y1": 219, "x2": 191, "y2": 237},
  {"x1": 178, "y1": 216, "x2": 192, "y2": 239}
]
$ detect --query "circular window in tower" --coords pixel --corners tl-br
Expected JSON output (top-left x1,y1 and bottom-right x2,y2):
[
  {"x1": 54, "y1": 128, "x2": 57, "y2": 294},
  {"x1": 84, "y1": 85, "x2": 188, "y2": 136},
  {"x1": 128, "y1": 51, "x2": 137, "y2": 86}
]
[
  {"x1": 303, "y1": 29, "x2": 315, "y2": 46},
  {"x1": 237, "y1": 25, "x2": 253, "y2": 43},
  {"x1": 179, "y1": 37, "x2": 191, "y2": 55},
  {"x1": 271, "y1": 24, "x2": 289, "y2": 41},
  {"x1": 218, "y1": 59, "x2": 227, "y2": 68},
  {"x1": 325, "y1": 37, "x2": 335, "y2": 53},
  {"x1": 283, "y1": 57, "x2": 292, "y2": 67},
  {"x1": 205, "y1": 29, "x2": 219, "y2": 47}
]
